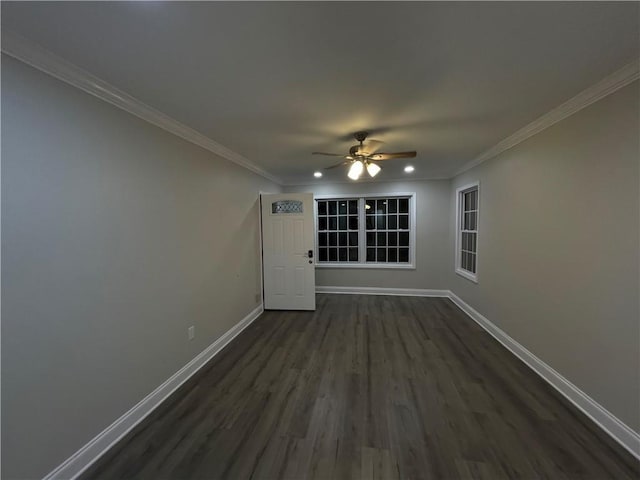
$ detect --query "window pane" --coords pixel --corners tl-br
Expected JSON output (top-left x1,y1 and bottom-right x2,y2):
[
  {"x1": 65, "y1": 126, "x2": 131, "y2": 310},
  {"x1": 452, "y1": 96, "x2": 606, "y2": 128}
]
[
  {"x1": 399, "y1": 215, "x2": 409, "y2": 230},
  {"x1": 329, "y1": 248, "x2": 338, "y2": 262},
  {"x1": 366, "y1": 216, "x2": 375, "y2": 230},
  {"x1": 339, "y1": 248, "x2": 348, "y2": 261},
  {"x1": 399, "y1": 198, "x2": 409, "y2": 213},
  {"x1": 339, "y1": 216, "x2": 347, "y2": 230},
  {"x1": 377, "y1": 248, "x2": 386, "y2": 262},
  {"x1": 339, "y1": 232, "x2": 348, "y2": 246},
  {"x1": 464, "y1": 192, "x2": 472, "y2": 212},
  {"x1": 318, "y1": 201, "x2": 327, "y2": 215},
  {"x1": 388, "y1": 215, "x2": 398, "y2": 229},
  {"x1": 366, "y1": 248, "x2": 376, "y2": 262},
  {"x1": 399, "y1": 248, "x2": 409, "y2": 263},
  {"x1": 470, "y1": 190, "x2": 478, "y2": 210},
  {"x1": 470, "y1": 253, "x2": 476, "y2": 273},
  {"x1": 319, "y1": 232, "x2": 327, "y2": 247},
  {"x1": 376, "y1": 199, "x2": 387, "y2": 214},
  {"x1": 376, "y1": 215, "x2": 386, "y2": 230},
  {"x1": 388, "y1": 232, "x2": 398, "y2": 246},
  {"x1": 348, "y1": 200, "x2": 358, "y2": 214},
  {"x1": 366, "y1": 232, "x2": 376, "y2": 246},
  {"x1": 388, "y1": 199, "x2": 398, "y2": 213},
  {"x1": 399, "y1": 232, "x2": 409, "y2": 247},
  {"x1": 388, "y1": 248, "x2": 398, "y2": 262},
  {"x1": 469, "y1": 212, "x2": 477, "y2": 231},
  {"x1": 329, "y1": 232, "x2": 337, "y2": 246},
  {"x1": 319, "y1": 248, "x2": 327, "y2": 262},
  {"x1": 376, "y1": 232, "x2": 386, "y2": 246},
  {"x1": 329, "y1": 216, "x2": 338, "y2": 230},
  {"x1": 365, "y1": 200, "x2": 375, "y2": 213},
  {"x1": 319, "y1": 217, "x2": 327, "y2": 231},
  {"x1": 338, "y1": 201, "x2": 348, "y2": 215},
  {"x1": 328, "y1": 201, "x2": 337, "y2": 215},
  {"x1": 349, "y1": 216, "x2": 358, "y2": 230},
  {"x1": 463, "y1": 212, "x2": 470, "y2": 230},
  {"x1": 349, "y1": 232, "x2": 358, "y2": 246},
  {"x1": 471, "y1": 232, "x2": 477, "y2": 252},
  {"x1": 349, "y1": 247, "x2": 358, "y2": 262}
]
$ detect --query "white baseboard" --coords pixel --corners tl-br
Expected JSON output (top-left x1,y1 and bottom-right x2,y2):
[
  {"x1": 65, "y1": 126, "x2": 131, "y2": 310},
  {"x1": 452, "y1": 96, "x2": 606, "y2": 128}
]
[
  {"x1": 317, "y1": 285, "x2": 639, "y2": 459},
  {"x1": 316, "y1": 286, "x2": 449, "y2": 297},
  {"x1": 41, "y1": 290, "x2": 640, "y2": 478},
  {"x1": 43, "y1": 304, "x2": 264, "y2": 480},
  {"x1": 447, "y1": 291, "x2": 640, "y2": 460}
]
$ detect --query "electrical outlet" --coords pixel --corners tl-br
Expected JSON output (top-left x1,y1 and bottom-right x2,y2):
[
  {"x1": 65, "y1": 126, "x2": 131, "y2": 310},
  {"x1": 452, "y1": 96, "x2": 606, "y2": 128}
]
[{"x1": 188, "y1": 326, "x2": 195, "y2": 341}]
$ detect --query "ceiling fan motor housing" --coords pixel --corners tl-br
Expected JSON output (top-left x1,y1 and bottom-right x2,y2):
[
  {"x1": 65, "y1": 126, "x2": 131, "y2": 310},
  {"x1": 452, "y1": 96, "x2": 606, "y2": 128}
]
[{"x1": 354, "y1": 131, "x2": 369, "y2": 143}]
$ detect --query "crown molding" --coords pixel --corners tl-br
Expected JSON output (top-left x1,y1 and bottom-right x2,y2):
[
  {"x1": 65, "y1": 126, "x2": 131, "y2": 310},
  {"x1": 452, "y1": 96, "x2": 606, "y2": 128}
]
[
  {"x1": 455, "y1": 59, "x2": 640, "y2": 177},
  {"x1": 1, "y1": 31, "x2": 282, "y2": 185}
]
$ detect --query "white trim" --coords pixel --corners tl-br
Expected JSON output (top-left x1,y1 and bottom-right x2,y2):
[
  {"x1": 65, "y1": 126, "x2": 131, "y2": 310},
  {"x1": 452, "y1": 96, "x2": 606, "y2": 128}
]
[
  {"x1": 42, "y1": 304, "x2": 264, "y2": 480},
  {"x1": 447, "y1": 291, "x2": 640, "y2": 460},
  {"x1": 455, "y1": 60, "x2": 640, "y2": 176},
  {"x1": 1, "y1": 31, "x2": 281, "y2": 185},
  {"x1": 455, "y1": 267, "x2": 478, "y2": 283},
  {"x1": 4, "y1": 31, "x2": 636, "y2": 185},
  {"x1": 316, "y1": 286, "x2": 449, "y2": 297},
  {"x1": 455, "y1": 182, "x2": 480, "y2": 283},
  {"x1": 3, "y1": 29, "x2": 635, "y2": 185},
  {"x1": 316, "y1": 263, "x2": 415, "y2": 270},
  {"x1": 314, "y1": 286, "x2": 640, "y2": 458}
]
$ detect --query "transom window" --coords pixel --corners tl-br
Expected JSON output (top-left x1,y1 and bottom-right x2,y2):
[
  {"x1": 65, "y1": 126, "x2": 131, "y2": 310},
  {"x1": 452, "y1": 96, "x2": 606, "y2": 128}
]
[
  {"x1": 456, "y1": 183, "x2": 479, "y2": 282},
  {"x1": 316, "y1": 194, "x2": 415, "y2": 268}
]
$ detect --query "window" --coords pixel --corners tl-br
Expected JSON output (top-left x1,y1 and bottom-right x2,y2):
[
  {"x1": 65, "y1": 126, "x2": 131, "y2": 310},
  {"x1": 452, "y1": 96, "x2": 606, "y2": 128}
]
[
  {"x1": 456, "y1": 183, "x2": 479, "y2": 282},
  {"x1": 316, "y1": 194, "x2": 415, "y2": 268},
  {"x1": 317, "y1": 199, "x2": 359, "y2": 263}
]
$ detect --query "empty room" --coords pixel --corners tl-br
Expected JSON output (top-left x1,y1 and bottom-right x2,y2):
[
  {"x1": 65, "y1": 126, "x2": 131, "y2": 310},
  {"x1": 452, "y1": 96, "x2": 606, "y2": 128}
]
[{"x1": 1, "y1": 2, "x2": 639, "y2": 479}]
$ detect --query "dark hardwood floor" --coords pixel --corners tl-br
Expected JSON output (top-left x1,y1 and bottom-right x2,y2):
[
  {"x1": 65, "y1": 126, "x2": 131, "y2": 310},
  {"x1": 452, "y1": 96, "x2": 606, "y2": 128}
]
[{"x1": 82, "y1": 294, "x2": 639, "y2": 479}]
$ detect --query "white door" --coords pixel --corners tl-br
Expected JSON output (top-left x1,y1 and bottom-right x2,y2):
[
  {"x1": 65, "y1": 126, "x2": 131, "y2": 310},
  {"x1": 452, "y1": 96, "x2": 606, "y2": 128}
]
[{"x1": 261, "y1": 193, "x2": 316, "y2": 310}]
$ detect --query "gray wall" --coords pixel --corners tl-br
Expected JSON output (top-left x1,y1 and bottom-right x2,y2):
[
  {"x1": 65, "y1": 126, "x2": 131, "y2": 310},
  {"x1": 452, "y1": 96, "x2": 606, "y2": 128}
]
[
  {"x1": 1, "y1": 55, "x2": 280, "y2": 479},
  {"x1": 284, "y1": 180, "x2": 451, "y2": 290},
  {"x1": 449, "y1": 81, "x2": 640, "y2": 431}
]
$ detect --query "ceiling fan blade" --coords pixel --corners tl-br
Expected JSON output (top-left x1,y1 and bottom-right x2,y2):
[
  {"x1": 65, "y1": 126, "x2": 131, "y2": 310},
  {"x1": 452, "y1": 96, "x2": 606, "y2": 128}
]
[
  {"x1": 312, "y1": 152, "x2": 345, "y2": 157},
  {"x1": 324, "y1": 161, "x2": 351, "y2": 170},
  {"x1": 370, "y1": 151, "x2": 417, "y2": 161},
  {"x1": 361, "y1": 139, "x2": 384, "y2": 155}
]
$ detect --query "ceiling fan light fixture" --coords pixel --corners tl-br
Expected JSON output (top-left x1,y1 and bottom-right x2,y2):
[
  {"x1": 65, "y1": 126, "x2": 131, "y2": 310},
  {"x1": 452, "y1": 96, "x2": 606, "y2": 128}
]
[
  {"x1": 347, "y1": 160, "x2": 364, "y2": 180},
  {"x1": 404, "y1": 165, "x2": 415, "y2": 173},
  {"x1": 366, "y1": 161, "x2": 381, "y2": 177}
]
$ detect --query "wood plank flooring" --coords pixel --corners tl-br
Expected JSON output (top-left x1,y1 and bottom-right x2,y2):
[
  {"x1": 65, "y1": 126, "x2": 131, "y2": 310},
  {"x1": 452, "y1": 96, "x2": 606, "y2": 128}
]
[{"x1": 82, "y1": 294, "x2": 639, "y2": 479}]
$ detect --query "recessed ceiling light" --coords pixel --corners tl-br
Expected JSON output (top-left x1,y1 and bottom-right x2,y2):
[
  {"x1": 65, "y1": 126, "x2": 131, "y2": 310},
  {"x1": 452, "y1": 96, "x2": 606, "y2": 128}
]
[
  {"x1": 404, "y1": 165, "x2": 415, "y2": 173},
  {"x1": 314, "y1": 171, "x2": 323, "y2": 178}
]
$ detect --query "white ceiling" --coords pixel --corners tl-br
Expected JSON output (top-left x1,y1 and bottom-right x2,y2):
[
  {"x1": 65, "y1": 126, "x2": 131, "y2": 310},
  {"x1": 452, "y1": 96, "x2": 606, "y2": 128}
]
[{"x1": 2, "y1": 2, "x2": 639, "y2": 184}]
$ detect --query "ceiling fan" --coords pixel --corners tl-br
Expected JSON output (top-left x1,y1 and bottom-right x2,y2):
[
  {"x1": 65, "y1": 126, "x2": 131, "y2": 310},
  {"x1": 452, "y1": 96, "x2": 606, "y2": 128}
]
[{"x1": 313, "y1": 131, "x2": 417, "y2": 180}]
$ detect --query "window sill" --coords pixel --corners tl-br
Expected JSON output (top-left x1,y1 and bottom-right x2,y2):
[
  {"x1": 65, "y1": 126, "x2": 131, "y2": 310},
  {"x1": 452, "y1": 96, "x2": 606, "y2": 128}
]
[
  {"x1": 455, "y1": 268, "x2": 478, "y2": 283},
  {"x1": 316, "y1": 263, "x2": 416, "y2": 270}
]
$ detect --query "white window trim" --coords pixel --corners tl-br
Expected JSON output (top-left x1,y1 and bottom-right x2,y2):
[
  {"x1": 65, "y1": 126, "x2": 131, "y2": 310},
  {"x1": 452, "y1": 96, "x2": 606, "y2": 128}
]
[
  {"x1": 314, "y1": 192, "x2": 417, "y2": 270},
  {"x1": 455, "y1": 182, "x2": 479, "y2": 283}
]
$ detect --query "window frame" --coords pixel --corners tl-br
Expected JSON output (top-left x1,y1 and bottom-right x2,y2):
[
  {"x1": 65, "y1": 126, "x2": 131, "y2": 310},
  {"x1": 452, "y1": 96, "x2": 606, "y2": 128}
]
[
  {"x1": 455, "y1": 182, "x2": 480, "y2": 283},
  {"x1": 314, "y1": 192, "x2": 416, "y2": 270}
]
